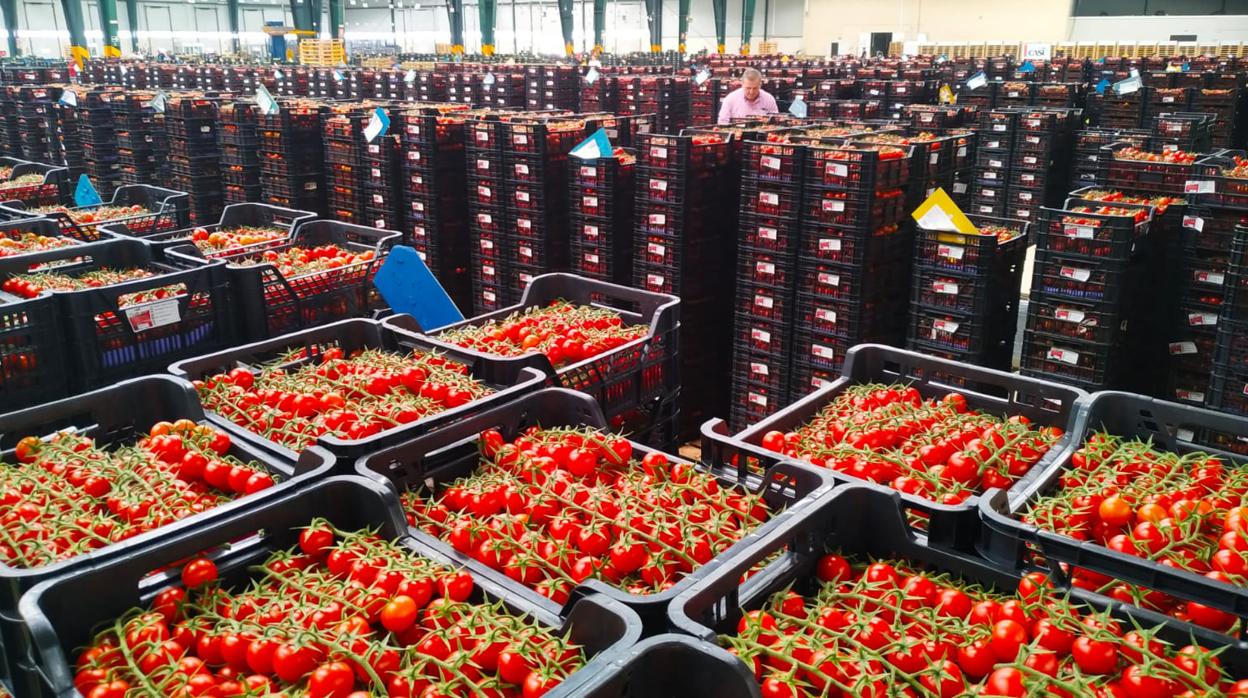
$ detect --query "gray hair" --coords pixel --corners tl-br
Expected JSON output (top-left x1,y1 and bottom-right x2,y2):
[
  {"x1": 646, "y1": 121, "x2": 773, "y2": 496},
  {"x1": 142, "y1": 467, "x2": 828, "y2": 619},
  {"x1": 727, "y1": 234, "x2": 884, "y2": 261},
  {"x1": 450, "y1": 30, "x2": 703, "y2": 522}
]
[{"x1": 741, "y1": 68, "x2": 762, "y2": 83}]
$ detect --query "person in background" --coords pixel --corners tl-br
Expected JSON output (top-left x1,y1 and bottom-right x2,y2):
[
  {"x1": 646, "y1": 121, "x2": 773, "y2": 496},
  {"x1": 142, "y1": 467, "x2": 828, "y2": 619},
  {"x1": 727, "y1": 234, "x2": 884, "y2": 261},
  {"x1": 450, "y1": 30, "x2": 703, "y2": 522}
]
[{"x1": 717, "y1": 67, "x2": 779, "y2": 124}]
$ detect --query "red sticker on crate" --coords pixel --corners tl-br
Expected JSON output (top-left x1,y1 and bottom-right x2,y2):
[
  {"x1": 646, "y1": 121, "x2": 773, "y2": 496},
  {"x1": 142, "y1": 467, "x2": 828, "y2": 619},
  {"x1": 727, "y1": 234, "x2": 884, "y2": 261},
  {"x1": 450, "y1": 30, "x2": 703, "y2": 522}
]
[
  {"x1": 1177, "y1": 389, "x2": 1206, "y2": 402},
  {"x1": 412, "y1": 225, "x2": 426, "y2": 238},
  {"x1": 478, "y1": 185, "x2": 491, "y2": 199},
  {"x1": 480, "y1": 239, "x2": 494, "y2": 251},
  {"x1": 483, "y1": 289, "x2": 496, "y2": 303},
  {"x1": 1047, "y1": 347, "x2": 1079, "y2": 365},
  {"x1": 476, "y1": 131, "x2": 489, "y2": 142},
  {"x1": 518, "y1": 218, "x2": 532, "y2": 230},
  {"x1": 515, "y1": 163, "x2": 530, "y2": 176},
  {"x1": 1059, "y1": 266, "x2": 1091, "y2": 282},
  {"x1": 483, "y1": 264, "x2": 495, "y2": 277},
  {"x1": 406, "y1": 124, "x2": 420, "y2": 136},
  {"x1": 932, "y1": 319, "x2": 960, "y2": 334},
  {"x1": 516, "y1": 191, "x2": 530, "y2": 203}
]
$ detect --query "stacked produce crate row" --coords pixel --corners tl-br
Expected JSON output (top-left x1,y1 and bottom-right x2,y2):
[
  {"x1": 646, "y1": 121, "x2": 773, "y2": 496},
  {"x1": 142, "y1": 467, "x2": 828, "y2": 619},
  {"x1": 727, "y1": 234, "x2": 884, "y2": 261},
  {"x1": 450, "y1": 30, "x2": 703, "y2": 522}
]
[
  {"x1": 165, "y1": 94, "x2": 223, "y2": 225},
  {"x1": 0, "y1": 86, "x2": 22, "y2": 157},
  {"x1": 620, "y1": 76, "x2": 690, "y2": 134},
  {"x1": 728, "y1": 139, "x2": 806, "y2": 430},
  {"x1": 15, "y1": 85, "x2": 61, "y2": 164},
  {"x1": 633, "y1": 131, "x2": 734, "y2": 435},
  {"x1": 415, "y1": 70, "x2": 448, "y2": 101},
  {"x1": 1210, "y1": 221, "x2": 1248, "y2": 416},
  {"x1": 258, "y1": 99, "x2": 326, "y2": 214},
  {"x1": 1089, "y1": 84, "x2": 1149, "y2": 128},
  {"x1": 907, "y1": 215, "x2": 1028, "y2": 371},
  {"x1": 1072, "y1": 127, "x2": 1151, "y2": 187},
  {"x1": 568, "y1": 147, "x2": 635, "y2": 286},
  {"x1": 579, "y1": 73, "x2": 619, "y2": 115},
  {"x1": 1192, "y1": 81, "x2": 1244, "y2": 149},
  {"x1": 851, "y1": 129, "x2": 972, "y2": 210},
  {"x1": 53, "y1": 93, "x2": 83, "y2": 180},
  {"x1": 1152, "y1": 111, "x2": 1216, "y2": 153},
  {"x1": 969, "y1": 108, "x2": 1016, "y2": 217},
  {"x1": 1005, "y1": 108, "x2": 1079, "y2": 222},
  {"x1": 79, "y1": 87, "x2": 123, "y2": 197},
  {"x1": 361, "y1": 107, "x2": 402, "y2": 234},
  {"x1": 218, "y1": 101, "x2": 261, "y2": 204},
  {"x1": 800, "y1": 77, "x2": 853, "y2": 119},
  {"x1": 111, "y1": 91, "x2": 166, "y2": 187},
  {"x1": 397, "y1": 106, "x2": 474, "y2": 311},
  {"x1": 323, "y1": 105, "x2": 373, "y2": 225},
  {"x1": 525, "y1": 64, "x2": 580, "y2": 111},
  {"x1": 466, "y1": 116, "x2": 509, "y2": 311},
  {"x1": 447, "y1": 71, "x2": 484, "y2": 105},
  {"x1": 484, "y1": 70, "x2": 527, "y2": 109},
  {"x1": 788, "y1": 142, "x2": 914, "y2": 396},
  {"x1": 499, "y1": 118, "x2": 585, "y2": 300},
  {"x1": 1019, "y1": 201, "x2": 1154, "y2": 391}
]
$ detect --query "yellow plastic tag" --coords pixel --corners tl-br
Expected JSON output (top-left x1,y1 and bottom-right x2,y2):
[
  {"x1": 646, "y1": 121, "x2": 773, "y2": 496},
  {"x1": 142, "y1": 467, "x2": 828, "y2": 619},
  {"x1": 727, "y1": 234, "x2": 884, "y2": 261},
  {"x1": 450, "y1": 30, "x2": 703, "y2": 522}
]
[
  {"x1": 912, "y1": 187, "x2": 978, "y2": 235},
  {"x1": 938, "y1": 84, "x2": 955, "y2": 105}
]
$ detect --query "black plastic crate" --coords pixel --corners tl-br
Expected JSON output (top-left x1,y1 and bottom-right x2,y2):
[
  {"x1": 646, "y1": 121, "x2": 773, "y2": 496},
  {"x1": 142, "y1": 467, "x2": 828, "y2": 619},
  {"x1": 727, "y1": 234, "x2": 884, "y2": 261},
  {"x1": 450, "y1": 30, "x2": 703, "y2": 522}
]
[
  {"x1": 0, "y1": 375, "x2": 333, "y2": 697},
  {"x1": 0, "y1": 162, "x2": 67, "y2": 208},
  {"x1": 1104, "y1": 142, "x2": 1198, "y2": 195},
  {"x1": 0, "y1": 262, "x2": 65, "y2": 411},
  {"x1": 740, "y1": 140, "x2": 804, "y2": 185},
  {"x1": 1019, "y1": 328, "x2": 1118, "y2": 389},
  {"x1": 0, "y1": 184, "x2": 187, "y2": 240},
  {"x1": 354, "y1": 387, "x2": 835, "y2": 631},
  {"x1": 1034, "y1": 203, "x2": 1152, "y2": 259},
  {"x1": 912, "y1": 263, "x2": 1018, "y2": 316},
  {"x1": 1032, "y1": 247, "x2": 1139, "y2": 305},
  {"x1": 800, "y1": 223, "x2": 912, "y2": 267},
  {"x1": 804, "y1": 186, "x2": 906, "y2": 230},
  {"x1": 19, "y1": 476, "x2": 642, "y2": 698},
  {"x1": 804, "y1": 143, "x2": 910, "y2": 192},
  {"x1": 798, "y1": 257, "x2": 910, "y2": 302},
  {"x1": 1026, "y1": 292, "x2": 1126, "y2": 346},
  {"x1": 915, "y1": 214, "x2": 1029, "y2": 275},
  {"x1": 798, "y1": 290, "x2": 906, "y2": 342},
  {"x1": 1189, "y1": 150, "x2": 1248, "y2": 211}
]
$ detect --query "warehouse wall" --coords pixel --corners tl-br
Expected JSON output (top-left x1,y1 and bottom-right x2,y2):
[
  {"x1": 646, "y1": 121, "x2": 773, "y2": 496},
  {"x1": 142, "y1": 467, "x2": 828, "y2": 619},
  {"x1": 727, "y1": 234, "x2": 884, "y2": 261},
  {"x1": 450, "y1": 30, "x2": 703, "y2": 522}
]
[
  {"x1": 803, "y1": 0, "x2": 1075, "y2": 56},
  {"x1": 1068, "y1": 15, "x2": 1248, "y2": 42}
]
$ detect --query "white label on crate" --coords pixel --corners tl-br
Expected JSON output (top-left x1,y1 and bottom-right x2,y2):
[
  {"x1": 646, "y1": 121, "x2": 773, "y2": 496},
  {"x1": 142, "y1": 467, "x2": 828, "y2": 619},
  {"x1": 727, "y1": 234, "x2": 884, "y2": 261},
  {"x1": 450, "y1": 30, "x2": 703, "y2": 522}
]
[
  {"x1": 958, "y1": 146, "x2": 968, "y2": 157},
  {"x1": 748, "y1": 392, "x2": 768, "y2": 407},
  {"x1": 1019, "y1": 191, "x2": 1034, "y2": 202},
  {"x1": 1018, "y1": 209, "x2": 1032, "y2": 219},
  {"x1": 649, "y1": 213, "x2": 666, "y2": 226},
  {"x1": 760, "y1": 192, "x2": 779, "y2": 206},
  {"x1": 373, "y1": 194, "x2": 384, "y2": 204},
  {"x1": 518, "y1": 191, "x2": 532, "y2": 203},
  {"x1": 477, "y1": 158, "x2": 490, "y2": 171},
  {"x1": 1183, "y1": 215, "x2": 1205, "y2": 232},
  {"x1": 371, "y1": 167, "x2": 382, "y2": 178},
  {"x1": 897, "y1": 86, "x2": 908, "y2": 94},
  {"x1": 651, "y1": 178, "x2": 668, "y2": 192},
  {"x1": 1021, "y1": 174, "x2": 1036, "y2": 184},
  {"x1": 937, "y1": 244, "x2": 966, "y2": 260},
  {"x1": 304, "y1": 182, "x2": 317, "y2": 191},
  {"x1": 1189, "y1": 312, "x2": 1218, "y2": 326},
  {"x1": 984, "y1": 188, "x2": 997, "y2": 198},
  {"x1": 479, "y1": 186, "x2": 492, "y2": 198},
  {"x1": 1163, "y1": 95, "x2": 1176, "y2": 103},
  {"x1": 1064, "y1": 225, "x2": 1095, "y2": 239},
  {"x1": 868, "y1": 89, "x2": 880, "y2": 96},
  {"x1": 1047, "y1": 347, "x2": 1080, "y2": 365},
  {"x1": 1177, "y1": 427, "x2": 1196, "y2": 441},
  {"x1": 953, "y1": 182, "x2": 968, "y2": 193},
  {"x1": 1169, "y1": 341, "x2": 1198, "y2": 355},
  {"x1": 1167, "y1": 122, "x2": 1184, "y2": 133},
  {"x1": 761, "y1": 155, "x2": 782, "y2": 171},
  {"x1": 756, "y1": 261, "x2": 775, "y2": 276},
  {"x1": 1185, "y1": 180, "x2": 1216, "y2": 194},
  {"x1": 584, "y1": 196, "x2": 599, "y2": 208},
  {"x1": 823, "y1": 199, "x2": 846, "y2": 212},
  {"x1": 815, "y1": 307, "x2": 837, "y2": 323},
  {"x1": 1195, "y1": 269, "x2": 1225, "y2": 285},
  {"x1": 812, "y1": 376, "x2": 835, "y2": 389},
  {"x1": 932, "y1": 280, "x2": 959, "y2": 295},
  {"x1": 412, "y1": 225, "x2": 426, "y2": 238},
  {"x1": 520, "y1": 245, "x2": 533, "y2": 258},
  {"x1": 759, "y1": 226, "x2": 778, "y2": 241},
  {"x1": 750, "y1": 361, "x2": 770, "y2": 377},
  {"x1": 406, "y1": 124, "x2": 420, "y2": 136},
  {"x1": 1023, "y1": 156, "x2": 1038, "y2": 165},
  {"x1": 648, "y1": 242, "x2": 666, "y2": 257},
  {"x1": 992, "y1": 124, "x2": 1007, "y2": 132},
  {"x1": 1008, "y1": 91, "x2": 1021, "y2": 98},
  {"x1": 416, "y1": 249, "x2": 427, "y2": 262},
  {"x1": 481, "y1": 239, "x2": 494, "y2": 250},
  {"x1": 1054, "y1": 308, "x2": 1086, "y2": 323},
  {"x1": 979, "y1": 205, "x2": 995, "y2": 213},
  {"x1": 407, "y1": 151, "x2": 419, "y2": 161},
  {"x1": 754, "y1": 294, "x2": 774, "y2": 309},
  {"x1": 514, "y1": 134, "x2": 529, "y2": 145},
  {"x1": 933, "y1": 319, "x2": 960, "y2": 335},
  {"x1": 989, "y1": 159, "x2": 1004, "y2": 169},
  {"x1": 145, "y1": 135, "x2": 153, "y2": 143},
  {"x1": 647, "y1": 273, "x2": 665, "y2": 287},
  {"x1": 651, "y1": 146, "x2": 668, "y2": 160},
  {"x1": 818, "y1": 272, "x2": 841, "y2": 287},
  {"x1": 476, "y1": 130, "x2": 489, "y2": 142},
  {"x1": 1059, "y1": 266, "x2": 1091, "y2": 282},
  {"x1": 984, "y1": 171, "x2": 998, "y2": 181},
  {"x1": 518, "y1": 219, "x2": 532, "y2": 231},
  {"x1": 751, "y1": 328, "x2": 772, "y2": 344},
  {"x1": 478, "y1": 213, "x2": 492, "y2": 225},
  {"x1": 812, "y1": 343, "x2": 837, "y2": 359},
  {"x1": 930, "y1": 152, "x2": 940, "y2": 165},
  {"x1": 585, "y1": 252, "x2": 599, "y2": 264},
  {"x1": 921, "y1": 113, "x2": 934, "y2": 123},
  {"x1": 483, "y1": 264, "x2": 495, "y2": 277},
  {"x1": 581, "y1": 166, "x2": 597, "y2": 178},
  {"x1": 516, "y1": 163, "x2": 530, "y2": 176},
  {"x1": 584, "y1": 224, "x2": 599, "y2": 239},
  {"x1": 826, "y1": 162, "x2": 849, "y2": 177},
  {"x1": 819, "y1": 238, "x2": 842, "y2": 252},
  {"x1": 125, "y1": 298, "x2": 181, "y2": 332},
  {"x1": 1087, "y1": 154, "x2": 1100, "y2": 162},
  {"x1": 987, "y1": 140, "x2": 1003, "y2": 149},
  {"x1": 1177, "y1": 389, "x2": 1206, "y2": 402},
  {"x1": 483, "y1": 290, "x2": 496, "y2": 303},
  {"x1": 368, "y1": 144, "x2": 380, "y2": 154}
]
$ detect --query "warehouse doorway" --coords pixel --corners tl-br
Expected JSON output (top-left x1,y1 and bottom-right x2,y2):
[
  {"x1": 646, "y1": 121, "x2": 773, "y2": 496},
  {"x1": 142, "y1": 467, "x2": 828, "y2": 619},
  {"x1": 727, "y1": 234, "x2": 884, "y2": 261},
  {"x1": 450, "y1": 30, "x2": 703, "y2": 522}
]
[{"x1": 869, "y1": 32, "x2": 892, "y2": 57}]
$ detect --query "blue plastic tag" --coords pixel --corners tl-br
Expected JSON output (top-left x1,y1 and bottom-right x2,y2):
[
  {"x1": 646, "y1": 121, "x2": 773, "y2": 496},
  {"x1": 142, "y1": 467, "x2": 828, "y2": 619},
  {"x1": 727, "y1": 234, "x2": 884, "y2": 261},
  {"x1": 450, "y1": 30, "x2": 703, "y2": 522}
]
[
  {"x1": 73, "y1": 174, "x2": 102, "y2": 207},
  {"x1": 364, "y1": 107, "x2": 390, "y2": 143},
  {"x1": 788, "y1": 95, "x2": 807, "y2": 118},
  {"x1": 569, "y1": 128, "x2": 613, "y2": 160},
  {"x1": 1018, "y1": 60, "x2": 1035, "y2": 74},
  {"x1": 1095, "y1": 77, "x2": 1110, "y2": 95},
  {"x1": 373, "y1": 246, "x2": 464, "y2": 331},
  {"x1": 965, "y1": 71, "x2": 987, "y2": 90}
]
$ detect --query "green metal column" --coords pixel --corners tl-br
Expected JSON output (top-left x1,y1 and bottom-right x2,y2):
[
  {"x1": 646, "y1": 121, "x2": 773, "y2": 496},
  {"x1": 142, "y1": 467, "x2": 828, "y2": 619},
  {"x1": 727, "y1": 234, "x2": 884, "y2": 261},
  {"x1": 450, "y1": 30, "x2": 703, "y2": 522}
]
[
  {"x1": 677, "y1": 0, "x2": 689, "y2": 53},
  {"x1": 290, "y1": 0, "x2": 315, "y2": 32},
  {"x1": 0, "y1": 0, "x2": 18, "y2": 57},
  {"x1": 445, "y1": 0, "x2": 464, "y2": 54},
  {"x1": 310, "y1": 0, "x2": 323, "y2": 35},
  {"x1": 227, "y1": 0, "x2": 241, "y2": 51},
  {"x1": 644, "y1": 0, "x2": 661, "y2": 53},
  {"x1": 711, "y1": 0, "x2": 725, "y2": 53},
  {"x1": 478, "y1": 0, "x2": 496, "y2": 56},
  {"x1": 328, "y1": 0, "x2": 344, "y2": 39},
  {"x1": 591, "y1": 0, "x2": 604, "y2": 54},
  {"x1": 59, "y1": 0, "x2": 89, "y2": 66},
  {"x1": 739, "y1": 0, "x2": 754, "y2": 54},
  {"x1": 125, "y1": 0, "x2": 138, "y2": 53},
  {"x1": 97, "y1": 0, "x2": 121, "y2": 57},
  {"x1": 558, "y1": 0, "x2": 574, "y2": 55}
]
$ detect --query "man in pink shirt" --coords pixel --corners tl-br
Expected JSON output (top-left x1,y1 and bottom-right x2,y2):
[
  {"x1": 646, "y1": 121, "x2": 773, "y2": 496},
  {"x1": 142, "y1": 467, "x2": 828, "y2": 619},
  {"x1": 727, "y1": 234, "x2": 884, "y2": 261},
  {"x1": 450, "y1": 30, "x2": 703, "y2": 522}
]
[{"x1": 717, "y1": 68, "x2": 779, "y2": 124}]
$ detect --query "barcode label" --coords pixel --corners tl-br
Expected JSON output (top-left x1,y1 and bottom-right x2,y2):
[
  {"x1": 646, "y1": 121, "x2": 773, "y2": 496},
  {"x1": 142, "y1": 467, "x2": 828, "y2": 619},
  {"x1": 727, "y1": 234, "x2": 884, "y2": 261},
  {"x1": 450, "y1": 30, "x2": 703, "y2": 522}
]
[
  {"x1": 478, "y1": 213, "x2": 492, "y2": 225},
  {"x1": 953, "y1": 183, "x2": 968, "y2": 193},
  {"x1": 992, "y1": 124, "x2": 1006, "y2": 132},
  {"x1": 519, "y1": 245, "x2": 533, "y2": 258},
  {"x1": 479, "y1": 186, "x2": 491, "y2": 198},
  {"x1": 646, "y1": 273, "x2": 665, "y2": 287},
  {"x1": 1023, "y1": 156, "x2": 1037, "y2": 165},
  {"x1": 983, "y1": 187, "x2": 996, "y2": 197},
  {"x1": 483, "y1": 264, "x2": 495, "y2": 277},
  {"x1": 989, "y1": 160, "x2": 1003, "y2": 169},
  {"x1": 984, "y1": 171, "x2": 998, "y2": 180},
  {"x1": 518, "y1": 219, "x2": 532, "y2": 230},
  {"x1": 1019, "y1": 191, "x2": 1033, "y2": 201},
  {"x1": 125, "y1": 298, "x2": 181, "y2": 332},
  {"x1": 514, "y1": 134, "x2": 529, "y2": 145},
  {"x1": 480, "y1": 239, "x2": 493, "y2": 250},
  {"x1": 516, "y1": 191, "x2": 530, "y2": 202},
  {"x1": 1177, "y1": 389, "x2": 1206, "y2": 402}
]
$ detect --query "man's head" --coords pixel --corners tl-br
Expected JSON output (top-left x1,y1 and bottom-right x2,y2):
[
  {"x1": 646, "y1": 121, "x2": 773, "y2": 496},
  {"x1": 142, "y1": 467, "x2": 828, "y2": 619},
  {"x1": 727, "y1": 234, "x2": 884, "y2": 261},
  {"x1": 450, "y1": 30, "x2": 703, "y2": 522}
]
[{"x1": 741, "y1": 68, "x2": 762, "y2": 101}]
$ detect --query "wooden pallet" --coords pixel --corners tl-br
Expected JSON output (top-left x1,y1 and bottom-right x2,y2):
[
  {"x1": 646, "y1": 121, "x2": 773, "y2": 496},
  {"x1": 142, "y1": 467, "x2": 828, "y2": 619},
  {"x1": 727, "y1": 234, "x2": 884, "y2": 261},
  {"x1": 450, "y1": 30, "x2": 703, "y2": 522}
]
[{"x1": 299, "y1": 39, "x2": 346, "y2": 67}]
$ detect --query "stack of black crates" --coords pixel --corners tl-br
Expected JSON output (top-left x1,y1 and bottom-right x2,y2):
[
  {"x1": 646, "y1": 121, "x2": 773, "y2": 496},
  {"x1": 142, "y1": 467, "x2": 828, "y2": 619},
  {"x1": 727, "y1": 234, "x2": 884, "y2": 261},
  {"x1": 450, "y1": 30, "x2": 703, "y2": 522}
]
[
  {"x1": 728, "y1": 139, "x2": 805, "y2": 430},
  {"x1": 1072, "y1": 127, "x2": 1151, "y2": 187},
  {"x1": 972, "y1": 108, "x2": 1078, "y2": 225},
  {"x1": 1194, "y1": 74, "x2": 1245, "y2": 151},
  {"x1": 397, "y1": 106, "x2": 473, "y2": 311},
  {"x1": 580, "y1": 73, "x2": 619, "y2": 116},
  {"x1": 362, "y1": 106, "x2": 403, "y2": 235},
  {"x1": 907, "y1": 215, "x2": 1028, "y2": 371},
  {"x1": 568, "y1": 149, "x2": 634, "y2": 286},
  {"x1": 466, "y1": 117, "x2": 507, "y2": 312},
  {"x1": 219, "y1": 101, "x2": 261, "y2": 204},
  {"x1": 525, "y1": 65, "x2": 580, "y2": 111},
  {"x1": 15, "y1": 85, "x2": 61, "y2": 165},
  {"x1": 0, "y1": 86, "x2": 22, "y2": 158},
  {"x1": 112, "y1": 91, "x2": 166, "y2": 187},
  {"x1": 632, "y1": 132, "x2": 733, "y2": 435},
  {"x1": 258, "y1": 100, "x2": 326, "y2": 214},
  {"x1": 484, "y1": 71, "x2": 528, "y2": 110},
  {"x1": 323, "y1": 105, "x2": 373, "y2": 225},
  {"x1": 80, "y1": 87, "x2": 123, "y2": 197},
  {"x1": 447, "y1": 72, "x2": 484, "y2": 106},
  {"x1": 55, "y1": 90, "x2": 83, "y2": 181},
  {"x1": 1210, "y1": 222, "x2": 1248, "y2": 417},
  {"x1": 620, "y1": 76, "x2": 689, "y2": 134},
  {"x1": 165, "y1": 94, "x2": 223, "y2": 225}
]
